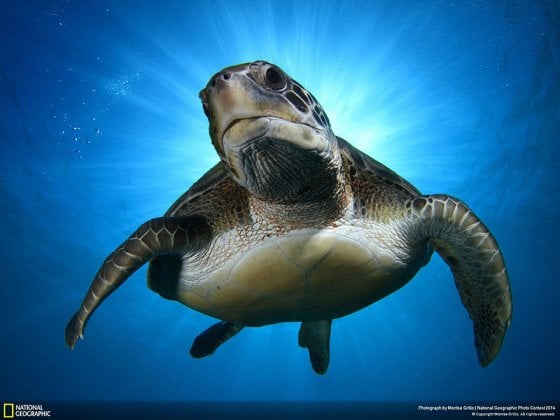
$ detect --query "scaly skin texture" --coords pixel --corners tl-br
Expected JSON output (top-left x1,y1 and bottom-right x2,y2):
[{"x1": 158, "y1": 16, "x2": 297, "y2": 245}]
[
  {"x1": 65, "y1": 217, "x2": 212, "y2": 348},
  {"x1": 66, "y1": 61, "x2": 512, "y2": 374},
  {"x1": 405, "y1": 194, "x2": 512, "y2": 366}
]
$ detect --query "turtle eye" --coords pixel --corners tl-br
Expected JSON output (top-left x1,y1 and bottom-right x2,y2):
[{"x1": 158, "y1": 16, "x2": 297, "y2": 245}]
[{"x1": 263, "y1": 66, "x2": 286, "y2": 90}]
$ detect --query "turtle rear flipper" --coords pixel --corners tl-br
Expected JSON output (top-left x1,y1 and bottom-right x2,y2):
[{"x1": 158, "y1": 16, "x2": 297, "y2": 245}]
[
  {"x1": 407, "y1": 194, "x2": 512, "y2": 366},
  {"x1": 298, "y1": 320, "x2": 332, "y2": 374},
  {"x1": 190, "y1": 321, "x2": 244, "y2": 358},
  {"x1": 65, "y1": 216, "x2": 212, "y2": 349}
]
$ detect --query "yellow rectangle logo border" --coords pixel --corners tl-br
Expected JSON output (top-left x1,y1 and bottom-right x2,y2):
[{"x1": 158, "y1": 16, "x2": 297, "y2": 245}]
[{"x1": 3, "y1": 403, "x2": 15, "y2": 419}]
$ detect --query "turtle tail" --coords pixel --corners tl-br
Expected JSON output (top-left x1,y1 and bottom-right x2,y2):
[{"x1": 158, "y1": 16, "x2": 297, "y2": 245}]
[
  {"x1": 406, "y1": 194, "x2": 512, "y2": 366},
  {"x1": 65, "y1": 216, "x2": 211, "y2": 349}
]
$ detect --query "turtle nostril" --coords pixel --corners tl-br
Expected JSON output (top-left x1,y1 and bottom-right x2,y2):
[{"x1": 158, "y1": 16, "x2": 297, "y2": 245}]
[{"x1": 209, "y1": 72, "x2": 231, "y2": 88}]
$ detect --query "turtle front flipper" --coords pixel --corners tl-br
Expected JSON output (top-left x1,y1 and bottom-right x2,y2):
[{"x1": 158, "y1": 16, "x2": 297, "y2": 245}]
[
  {"x1": 407, "y1": 194, "x2": 512, "y2": 366},
  {"x1": 190, "y1": 321, "x2": 244, "y2": 358},
  {"x1": 65, "y1": 216, "x2": 211, "y2": 349},
  {"x1": 298, "y1": 320, "x2": 332, "y2": 374}
]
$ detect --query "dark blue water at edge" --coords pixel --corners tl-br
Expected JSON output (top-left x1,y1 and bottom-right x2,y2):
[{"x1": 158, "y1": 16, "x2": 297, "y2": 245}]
[{"x1": 0, "y1": 0, "x2": 559, "y2": 410}]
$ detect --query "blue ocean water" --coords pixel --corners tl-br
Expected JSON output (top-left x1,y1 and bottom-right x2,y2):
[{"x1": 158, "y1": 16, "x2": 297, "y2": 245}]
[{"x1": 0, "y1": 0, "x2": 558, "y2": 414}]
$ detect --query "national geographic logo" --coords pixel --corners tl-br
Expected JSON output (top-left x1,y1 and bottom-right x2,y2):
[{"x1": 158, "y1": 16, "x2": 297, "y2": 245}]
[{"x1": 3, "y1": 403, "x2": 51, "y2": 418}]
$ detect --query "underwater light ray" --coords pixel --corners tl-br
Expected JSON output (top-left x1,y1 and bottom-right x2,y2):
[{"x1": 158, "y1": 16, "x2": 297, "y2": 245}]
[
  {"x1": 101, "y1": 0, "x2": 450, "y2": 189},
  {"x1": 86, "y1": 5, "x2": 470, "y2": 232}
]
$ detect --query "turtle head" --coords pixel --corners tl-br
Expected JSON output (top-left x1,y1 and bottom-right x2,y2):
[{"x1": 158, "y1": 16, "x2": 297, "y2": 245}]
[{"x1": 200, "y1": 61, "x2": 342, "y2": 204}]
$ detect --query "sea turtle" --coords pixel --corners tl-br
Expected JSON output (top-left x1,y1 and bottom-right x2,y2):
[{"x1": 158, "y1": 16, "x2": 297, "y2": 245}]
[{"x1": 65, "y1": 60, "x2": 512, "y2": 374}]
